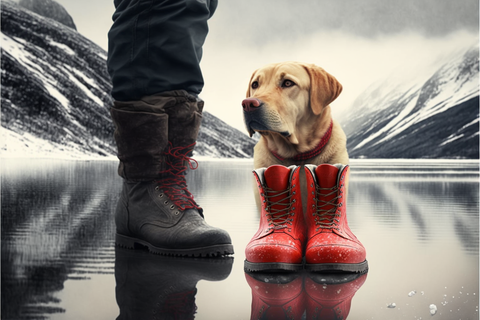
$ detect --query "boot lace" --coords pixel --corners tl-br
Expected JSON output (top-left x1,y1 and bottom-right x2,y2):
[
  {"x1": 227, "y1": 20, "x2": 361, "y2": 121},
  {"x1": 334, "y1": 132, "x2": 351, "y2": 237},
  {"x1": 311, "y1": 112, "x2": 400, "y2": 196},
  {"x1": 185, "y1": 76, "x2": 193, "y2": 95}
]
[
  {"x1": 158, "y1": 142, "x2": 201, "y2": 211},
  {"x1": 314, "y1": 185, "x2": 342, "y2": 231},
  {"x1": 263, "y1": 187, "x2": 295, "y2": 231}
]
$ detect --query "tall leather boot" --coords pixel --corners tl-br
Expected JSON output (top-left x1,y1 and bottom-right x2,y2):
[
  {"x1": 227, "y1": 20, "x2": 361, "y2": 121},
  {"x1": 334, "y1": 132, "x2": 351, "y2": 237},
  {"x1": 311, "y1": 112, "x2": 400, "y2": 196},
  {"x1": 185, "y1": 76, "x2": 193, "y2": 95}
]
[
  {"x1": 304, "y1": 164, "x2": 367, "y2": 273},
  {"x1": 305, "y1": 272, "x2": 368, "y2": 319},
  {"x1": 115, "y1": 247, "x2": 233, "y2": 320},
  {"x1": 111, "y1": 91, "x2": 233, "y2": 257},
  {"x1": 245, "y1": 272, "x2": 305, "y2": 320},
  {"x1": 244, "y1": 165, "x2": 306, "y2": 272}
]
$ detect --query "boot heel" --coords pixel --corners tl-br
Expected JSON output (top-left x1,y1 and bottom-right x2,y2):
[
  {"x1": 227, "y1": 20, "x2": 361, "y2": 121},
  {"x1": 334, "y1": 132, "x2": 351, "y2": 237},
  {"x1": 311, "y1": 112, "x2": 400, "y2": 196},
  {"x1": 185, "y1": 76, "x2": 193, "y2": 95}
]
[{"x1": 115, "y1": 233, "x2": 139, "y2": 250}]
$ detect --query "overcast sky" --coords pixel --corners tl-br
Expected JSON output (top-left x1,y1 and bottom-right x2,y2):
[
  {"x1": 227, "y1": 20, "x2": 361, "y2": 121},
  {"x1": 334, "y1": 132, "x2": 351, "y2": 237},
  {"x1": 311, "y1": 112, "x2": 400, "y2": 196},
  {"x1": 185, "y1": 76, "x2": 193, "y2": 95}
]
[{"x1": 54, "y1": 0, "x2": 479, "y2": 132}]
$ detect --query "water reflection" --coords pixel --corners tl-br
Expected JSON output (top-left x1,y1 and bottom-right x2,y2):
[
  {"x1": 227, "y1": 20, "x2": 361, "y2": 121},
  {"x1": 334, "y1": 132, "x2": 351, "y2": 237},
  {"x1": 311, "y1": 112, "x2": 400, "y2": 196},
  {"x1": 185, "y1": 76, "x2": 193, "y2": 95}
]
[
  {"x1": 1, "y1": 160, "x2": 119, "y2": 319},
  {"x1": 348, "y1": 174, "x2": 479, "y2": 254},
  {"x1": 1, "y1": 159, "x2": 478, "y2": 319},
  {"x1": 245, "y1": 271, "x2": 367, "y2": 319},
  {"x1": 115, "y1": 248, "x2": 233, "y2": 320}
]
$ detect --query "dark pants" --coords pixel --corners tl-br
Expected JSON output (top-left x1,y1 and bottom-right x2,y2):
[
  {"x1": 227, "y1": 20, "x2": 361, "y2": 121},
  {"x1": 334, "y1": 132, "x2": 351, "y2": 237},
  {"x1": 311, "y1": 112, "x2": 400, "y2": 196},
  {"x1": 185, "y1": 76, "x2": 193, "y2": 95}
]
[{"x1": 107, "y1": 0, "x2": 218, "y2": 102}]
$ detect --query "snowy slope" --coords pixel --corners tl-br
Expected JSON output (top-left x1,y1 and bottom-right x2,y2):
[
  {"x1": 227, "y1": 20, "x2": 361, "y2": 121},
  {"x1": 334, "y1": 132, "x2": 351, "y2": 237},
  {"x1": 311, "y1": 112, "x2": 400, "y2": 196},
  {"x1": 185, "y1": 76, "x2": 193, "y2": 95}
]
[
  {"x1": 342, "y1": 44, "x2": 479, "y2": 159},
  {"x1": 1, "y1": 1, "x2": 255, "y2": 159}
]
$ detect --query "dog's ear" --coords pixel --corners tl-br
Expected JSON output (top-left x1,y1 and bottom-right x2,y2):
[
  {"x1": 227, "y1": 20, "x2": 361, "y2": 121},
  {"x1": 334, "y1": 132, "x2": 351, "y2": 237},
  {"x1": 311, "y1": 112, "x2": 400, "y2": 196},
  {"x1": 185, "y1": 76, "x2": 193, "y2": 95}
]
[
  {"x1": 303, "y1": 64, "x2": 342, "y2": 115},
  {"x1": 246, "y1": 70, "x2": 258, "y2": 97}
]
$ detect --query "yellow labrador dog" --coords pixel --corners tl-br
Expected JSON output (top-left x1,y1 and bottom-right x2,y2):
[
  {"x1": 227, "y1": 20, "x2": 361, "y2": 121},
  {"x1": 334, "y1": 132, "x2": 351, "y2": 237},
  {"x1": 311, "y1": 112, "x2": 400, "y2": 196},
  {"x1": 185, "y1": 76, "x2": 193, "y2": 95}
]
[
  {"x1": 242, "y1": 62, "x2": 349, "y2": 210},
  {"x1": 242, "y1": 61, "x2": 348, "y2": 169}
]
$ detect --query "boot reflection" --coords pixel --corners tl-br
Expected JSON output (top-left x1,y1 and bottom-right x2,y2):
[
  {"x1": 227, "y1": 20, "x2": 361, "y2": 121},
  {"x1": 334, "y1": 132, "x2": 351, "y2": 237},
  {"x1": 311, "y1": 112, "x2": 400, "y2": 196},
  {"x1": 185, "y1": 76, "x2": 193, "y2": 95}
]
[
  {"x1": 245, "y1": 272, "x2": 305, "y2": 320},
  {"x1": 115, "y1": 247, "x2": 233, "y2": 320},
  {"x1": 245, "y1": 271, "x2": 367, "y2": 320},
  {"x1": 305, "y1": 272, "x2": 368, "y2": 320}
]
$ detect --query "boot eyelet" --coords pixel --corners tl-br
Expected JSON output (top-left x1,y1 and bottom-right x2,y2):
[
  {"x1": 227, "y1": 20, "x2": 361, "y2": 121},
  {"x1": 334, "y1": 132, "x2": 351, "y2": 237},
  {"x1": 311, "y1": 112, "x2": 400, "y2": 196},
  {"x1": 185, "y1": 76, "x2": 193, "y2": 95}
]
[
  {"x1": 293, "y1": 199, "x2": 296, "y2": 203},
  {"x1": 170, "y1": 205, "x2": 175, "y2": 210},
  {"x1": 164, "y1": 200, "x2": 169, "y2": 205},
  {"x1": 175, "y1": 211, "x2": 180, "y2": 215},
  {"x1": 155, "y1": 186, "x2": 160, "y2": 191},
  {"x1": 158, "y1": 193, "x2": 164, "y2": 198}
]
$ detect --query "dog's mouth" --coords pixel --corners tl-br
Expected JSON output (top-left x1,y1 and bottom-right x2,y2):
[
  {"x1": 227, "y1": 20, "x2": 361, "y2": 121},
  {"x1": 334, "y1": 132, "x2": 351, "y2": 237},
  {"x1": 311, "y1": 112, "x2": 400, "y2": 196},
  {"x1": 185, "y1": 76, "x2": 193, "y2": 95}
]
[
  {"x1": 243, "y1": 109, "x2": 291, "y2": 138},
  {"x1": 247, "y1": 121, "x2": 291, "y2": 138}
]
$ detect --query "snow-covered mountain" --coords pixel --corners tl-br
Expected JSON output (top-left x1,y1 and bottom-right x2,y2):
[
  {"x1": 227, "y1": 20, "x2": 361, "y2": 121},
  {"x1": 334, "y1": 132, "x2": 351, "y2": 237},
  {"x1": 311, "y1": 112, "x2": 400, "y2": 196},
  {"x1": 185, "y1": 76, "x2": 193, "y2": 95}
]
[
  {"x1": 342, "y1": 44, "x2": 479, "y2": 159},
  {"x1": 0, "y1": 1, "x2": 255, "y2": 159}
]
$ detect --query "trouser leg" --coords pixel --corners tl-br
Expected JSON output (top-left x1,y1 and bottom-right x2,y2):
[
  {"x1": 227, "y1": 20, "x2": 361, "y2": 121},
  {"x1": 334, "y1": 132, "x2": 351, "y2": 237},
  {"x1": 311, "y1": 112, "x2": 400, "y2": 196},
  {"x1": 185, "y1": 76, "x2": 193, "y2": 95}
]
[{"x1": 107, "y1": 0, "x2": 218, "y2": 101}]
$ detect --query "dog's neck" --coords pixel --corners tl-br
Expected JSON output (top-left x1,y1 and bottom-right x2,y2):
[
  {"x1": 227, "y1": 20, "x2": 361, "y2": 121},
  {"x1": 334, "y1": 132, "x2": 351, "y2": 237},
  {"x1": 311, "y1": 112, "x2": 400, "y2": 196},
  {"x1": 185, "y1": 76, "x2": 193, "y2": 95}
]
[
  {"x1": 263, "y1": 107, "x2": 334, "y2": 162},
  {"x1": 269, "y1": 120, "x2": 333, "y2": 162}
]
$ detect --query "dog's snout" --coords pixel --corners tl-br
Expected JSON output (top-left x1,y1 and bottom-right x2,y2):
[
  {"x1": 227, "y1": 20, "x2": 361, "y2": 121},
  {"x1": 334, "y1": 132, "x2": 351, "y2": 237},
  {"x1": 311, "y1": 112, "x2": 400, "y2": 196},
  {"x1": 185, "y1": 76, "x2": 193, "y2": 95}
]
[{"x1": 242, "y1": 98, "x2": 262, "y2": 112}]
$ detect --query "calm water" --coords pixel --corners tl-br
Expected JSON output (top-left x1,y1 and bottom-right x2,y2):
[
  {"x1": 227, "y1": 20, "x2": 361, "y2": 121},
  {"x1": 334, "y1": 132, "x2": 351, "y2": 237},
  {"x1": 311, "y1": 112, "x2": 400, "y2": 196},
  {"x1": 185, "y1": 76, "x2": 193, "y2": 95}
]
[{"x1": 1, "y1": 159, "x2": 479, "y2": 320}]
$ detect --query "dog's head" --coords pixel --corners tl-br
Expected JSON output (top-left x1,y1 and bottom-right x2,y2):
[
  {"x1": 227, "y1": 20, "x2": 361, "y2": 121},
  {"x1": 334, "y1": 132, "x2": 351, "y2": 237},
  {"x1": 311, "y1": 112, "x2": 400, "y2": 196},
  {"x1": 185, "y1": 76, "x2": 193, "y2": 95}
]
[{"x1": 242, "y1": 62, "x2": 342, "y2": 144}]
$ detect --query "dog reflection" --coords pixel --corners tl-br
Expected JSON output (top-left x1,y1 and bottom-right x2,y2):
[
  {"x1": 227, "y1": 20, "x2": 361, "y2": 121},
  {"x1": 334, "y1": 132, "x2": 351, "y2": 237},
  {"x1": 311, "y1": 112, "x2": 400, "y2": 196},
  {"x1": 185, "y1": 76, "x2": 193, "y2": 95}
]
[{"x1": 245, "y1": 271, "x2": 367, "y2": 320}]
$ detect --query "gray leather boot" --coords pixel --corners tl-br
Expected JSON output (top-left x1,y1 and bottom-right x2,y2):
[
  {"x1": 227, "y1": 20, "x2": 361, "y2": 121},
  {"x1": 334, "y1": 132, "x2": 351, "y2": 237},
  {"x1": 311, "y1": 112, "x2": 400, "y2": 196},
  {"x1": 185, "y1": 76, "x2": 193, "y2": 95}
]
[{"x1": 110, "y1": 91, "x2": 234, "y2": 257}]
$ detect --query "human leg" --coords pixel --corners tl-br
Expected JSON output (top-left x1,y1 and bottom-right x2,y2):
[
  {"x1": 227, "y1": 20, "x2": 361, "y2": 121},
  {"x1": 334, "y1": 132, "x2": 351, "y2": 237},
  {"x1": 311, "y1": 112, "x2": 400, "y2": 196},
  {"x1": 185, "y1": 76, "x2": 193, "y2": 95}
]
[{"x1": 107, "y1": 0, "x2": 233, "y2": 256}]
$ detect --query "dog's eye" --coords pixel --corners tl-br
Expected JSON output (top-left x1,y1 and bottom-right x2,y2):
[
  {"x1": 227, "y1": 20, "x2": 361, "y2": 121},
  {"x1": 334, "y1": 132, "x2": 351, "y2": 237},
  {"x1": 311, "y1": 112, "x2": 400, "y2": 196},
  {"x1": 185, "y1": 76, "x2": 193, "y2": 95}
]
[
  {"x1": 251, "y1": 81, "x2": 259, "y2": 89},
  {"x1": 281, "y1": 80, "x2": 295, "y2": 88}
]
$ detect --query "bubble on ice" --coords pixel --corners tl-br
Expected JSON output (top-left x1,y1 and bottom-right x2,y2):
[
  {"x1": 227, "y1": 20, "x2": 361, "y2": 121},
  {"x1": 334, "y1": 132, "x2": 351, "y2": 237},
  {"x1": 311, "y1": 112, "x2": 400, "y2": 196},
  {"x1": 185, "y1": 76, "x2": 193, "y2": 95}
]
[
  {"x1": 387, "y1": 303, "x2": 396, "y2": 308},
  {"x1": 408, "y1": 290, "x2": 417, "y2": 297},
  {"x1": 429, "y1": 304, "x2": 437, "y2": 315}
]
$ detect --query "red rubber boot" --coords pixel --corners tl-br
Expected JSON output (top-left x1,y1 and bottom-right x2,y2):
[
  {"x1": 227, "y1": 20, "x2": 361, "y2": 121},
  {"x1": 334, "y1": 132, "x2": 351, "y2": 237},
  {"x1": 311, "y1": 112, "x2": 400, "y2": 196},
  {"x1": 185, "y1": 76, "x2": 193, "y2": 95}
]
[
  {"x1": 304, "y1": 164, "x2": 368, "y2": 273},
  {"x1": 305, "y1": 272, "x2": 368, "y2": 319},
  {"x1": 245, "y1": 272, "x2": 305, "y2": 319},
  {"x1": 244, "y1": 165, "x2": 306, "y2": 272}
]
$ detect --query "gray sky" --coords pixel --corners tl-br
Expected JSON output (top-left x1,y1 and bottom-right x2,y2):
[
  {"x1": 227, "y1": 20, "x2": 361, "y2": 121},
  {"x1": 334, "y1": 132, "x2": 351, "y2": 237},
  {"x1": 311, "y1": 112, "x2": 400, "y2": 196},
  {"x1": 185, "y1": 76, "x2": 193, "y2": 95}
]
[{"x1": 54, "y1": 0, "x2": 479, "y2": 132}]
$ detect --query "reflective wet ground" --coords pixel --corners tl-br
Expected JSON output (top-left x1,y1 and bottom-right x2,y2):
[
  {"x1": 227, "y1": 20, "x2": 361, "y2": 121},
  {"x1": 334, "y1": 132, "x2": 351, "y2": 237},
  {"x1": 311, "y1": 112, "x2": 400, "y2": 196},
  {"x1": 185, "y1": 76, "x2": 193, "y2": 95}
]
[{"x1": 1, "y1": 159, "x2": 479, "y2": 319}]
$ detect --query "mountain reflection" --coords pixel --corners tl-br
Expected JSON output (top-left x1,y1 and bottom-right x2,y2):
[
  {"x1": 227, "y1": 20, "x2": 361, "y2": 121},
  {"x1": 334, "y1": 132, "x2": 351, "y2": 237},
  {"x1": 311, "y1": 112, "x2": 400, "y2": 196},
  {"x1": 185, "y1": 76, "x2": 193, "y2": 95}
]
[
  {"x1": 348, "y1": 173, "x2": 479, "y2": 254},
  {"x1": 1, "y1": 160, "x2": 119, "y2": 319}
]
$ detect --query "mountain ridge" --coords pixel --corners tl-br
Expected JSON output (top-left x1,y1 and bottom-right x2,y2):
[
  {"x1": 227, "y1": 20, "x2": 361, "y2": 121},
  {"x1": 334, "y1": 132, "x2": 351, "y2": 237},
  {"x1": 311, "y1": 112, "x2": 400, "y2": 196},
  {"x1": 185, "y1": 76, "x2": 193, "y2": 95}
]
[
  {"x1": 341, "y1": 44, "x2": 479, "y2": 159},
  {"x1": 1, "y1": 1, "x2": 255, "y2": 159}
]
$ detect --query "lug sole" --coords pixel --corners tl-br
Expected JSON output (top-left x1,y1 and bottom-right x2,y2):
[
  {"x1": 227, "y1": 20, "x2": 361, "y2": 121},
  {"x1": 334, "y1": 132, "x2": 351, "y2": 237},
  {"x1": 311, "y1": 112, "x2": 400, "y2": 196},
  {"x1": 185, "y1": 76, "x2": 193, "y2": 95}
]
[
  {"x1": 244, "y1": 259, "x2": 304, "y2": 272},
  {"x1": 115, "y1": 233, "x2": 234, "y2": 257},
  {"x1": 305, "y1": 260, "x2": 369, "y2": 273}
]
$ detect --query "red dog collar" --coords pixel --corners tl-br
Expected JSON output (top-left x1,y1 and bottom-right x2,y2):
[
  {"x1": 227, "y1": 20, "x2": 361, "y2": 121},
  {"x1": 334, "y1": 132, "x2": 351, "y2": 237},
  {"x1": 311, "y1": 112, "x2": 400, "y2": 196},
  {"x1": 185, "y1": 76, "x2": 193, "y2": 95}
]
[{"x1": 270, "y1": 120, "x2": 333, "y2": 162}]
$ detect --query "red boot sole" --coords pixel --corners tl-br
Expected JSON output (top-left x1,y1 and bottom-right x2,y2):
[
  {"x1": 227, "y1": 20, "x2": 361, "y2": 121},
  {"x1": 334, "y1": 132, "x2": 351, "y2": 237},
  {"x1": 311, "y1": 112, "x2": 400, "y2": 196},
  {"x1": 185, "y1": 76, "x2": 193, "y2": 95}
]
[
  {"x1": 244, "y1": 259, "x2": 304, "y2": 272},
  {"x1": 305, "y1": 260, "x2": 369, "y2": 273}
]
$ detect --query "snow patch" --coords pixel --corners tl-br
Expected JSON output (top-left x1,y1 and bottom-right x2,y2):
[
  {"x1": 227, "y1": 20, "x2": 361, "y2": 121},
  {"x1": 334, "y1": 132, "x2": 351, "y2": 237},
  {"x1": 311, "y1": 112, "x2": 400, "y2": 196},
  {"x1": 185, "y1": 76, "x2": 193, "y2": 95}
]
[
  {"x1": 47, "y1": 38, "x2": 75, "y2": 56},
  {"x1": 1, "y1": 32, "x2": 71, "y2": 111},
  {"x1": 0, "y1": 127, "x2": 115, "y2": 160},
  {"x1": 439, "y1": 134, "x2": 465, "y2": 146},
  {"x1": 63, "y1": 67, "x2": 104, "y2": 106}
]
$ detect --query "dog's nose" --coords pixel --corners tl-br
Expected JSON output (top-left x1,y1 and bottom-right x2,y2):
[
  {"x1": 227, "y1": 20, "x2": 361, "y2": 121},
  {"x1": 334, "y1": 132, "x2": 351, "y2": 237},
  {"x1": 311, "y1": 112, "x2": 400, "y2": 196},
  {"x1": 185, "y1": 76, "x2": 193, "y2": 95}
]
[{"x1": 242, "y1": 98, "x2": 262, "y2": 112}]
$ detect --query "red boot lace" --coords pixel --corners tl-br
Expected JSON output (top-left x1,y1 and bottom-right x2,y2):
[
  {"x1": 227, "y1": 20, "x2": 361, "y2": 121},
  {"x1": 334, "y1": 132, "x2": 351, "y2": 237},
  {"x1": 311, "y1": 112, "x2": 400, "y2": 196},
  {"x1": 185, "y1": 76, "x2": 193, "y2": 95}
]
[
  {"x1": 314, "y1": 185, "x2": 342, "y2": 231},
  {"x1": 263, "y1": 187, "x2": 294, "y2": 231},
  {"x1": 158, "y1": 142, "x2": 201, "y2": 211}
]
